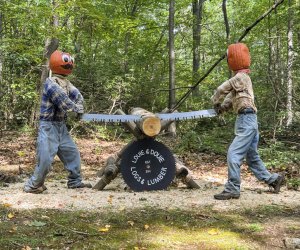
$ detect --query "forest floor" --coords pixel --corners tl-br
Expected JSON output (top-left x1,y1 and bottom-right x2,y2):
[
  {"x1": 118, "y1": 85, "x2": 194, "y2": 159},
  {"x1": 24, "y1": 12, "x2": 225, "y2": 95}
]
[{"x1": 0, "y1": 131, "x2": 300, "y2": 249}]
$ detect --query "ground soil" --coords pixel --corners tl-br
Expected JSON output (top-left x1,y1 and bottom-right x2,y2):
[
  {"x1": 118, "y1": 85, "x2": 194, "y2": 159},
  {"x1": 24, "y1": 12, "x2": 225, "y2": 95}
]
[{"x1": 0, "y1": 131, "x2": 299, "y2": 213}]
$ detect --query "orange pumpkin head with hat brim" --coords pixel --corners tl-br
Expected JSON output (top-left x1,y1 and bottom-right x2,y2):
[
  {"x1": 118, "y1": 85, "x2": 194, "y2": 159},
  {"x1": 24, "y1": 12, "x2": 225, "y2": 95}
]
[
  {"x1": 49, "y1": 50, "x2": 74, "y2": 76},
  {"x1": 227, "y1": 43, "x2": 251, "y2": 72}
]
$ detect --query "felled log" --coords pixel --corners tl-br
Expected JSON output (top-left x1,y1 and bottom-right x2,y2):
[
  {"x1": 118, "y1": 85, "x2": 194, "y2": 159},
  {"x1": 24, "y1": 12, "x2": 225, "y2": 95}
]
[
  {"x1": 115, "y1": 109, "x2": 145, "y2": 139},
  {"x1": 93, "y1": 140, "x2": 136, "y2": 190},
  {"x1": 174, "y1": 155, "x2": 200, "y2": 189},
  {"x1": 129, "y1": 107, "x2": 161, "y2": 137},
  {"x1": 93, "y1": 156, "x2": 119, "y2": 190}
]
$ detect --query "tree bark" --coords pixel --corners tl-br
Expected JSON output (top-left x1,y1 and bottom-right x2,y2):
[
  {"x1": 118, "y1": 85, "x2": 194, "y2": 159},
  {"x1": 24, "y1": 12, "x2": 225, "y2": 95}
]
[
  {"x1": 168, "y1": 0, "x2": 176, "y2": 136},
  {"x1": 192, "y1": 0, "x2": 204, "y2": 95},
  {"x1": 286, "y1": 0, "x2": 294, "y2": 126},
  {"x1": 32, "y1": 0, "x2": 59, "y2": 126}
]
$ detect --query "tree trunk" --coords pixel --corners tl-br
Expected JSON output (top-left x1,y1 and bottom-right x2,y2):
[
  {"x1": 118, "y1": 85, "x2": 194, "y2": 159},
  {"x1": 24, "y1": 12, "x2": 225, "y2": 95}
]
[
  {"x1": 222, "y1": 0, "x2": 231, "y2": 78},
  {"x1": 286, "y1": 0, "x2": 294, "y2": 127},
  {"x1": 31, "y1": 0, "x2": 59, "y2": 127},
  {"x1": 124, "y1": 0, "x2": 139, "y2": 74},
  {"x1": 192, "y1": 0, "x2": 204, "y2": 95},
  {"x1": 168, "y1": 0, "x2": 176, "y2": 137}
]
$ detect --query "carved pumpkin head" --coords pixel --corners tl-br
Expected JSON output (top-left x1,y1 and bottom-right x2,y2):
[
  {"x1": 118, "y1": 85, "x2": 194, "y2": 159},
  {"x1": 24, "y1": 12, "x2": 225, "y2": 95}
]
[
  {"x1": 49, "y1": 50, "x2": 74, "y2": 75},
  {"x1": 227, "y1": 43, "x2": 251, "y2": 71}
]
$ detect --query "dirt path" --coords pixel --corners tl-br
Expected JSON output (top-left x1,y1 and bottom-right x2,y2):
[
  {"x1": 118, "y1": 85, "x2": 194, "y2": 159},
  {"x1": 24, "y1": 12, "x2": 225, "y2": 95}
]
[{"x1": 1, "y1": 133, "x2": 299, "y2": 212}]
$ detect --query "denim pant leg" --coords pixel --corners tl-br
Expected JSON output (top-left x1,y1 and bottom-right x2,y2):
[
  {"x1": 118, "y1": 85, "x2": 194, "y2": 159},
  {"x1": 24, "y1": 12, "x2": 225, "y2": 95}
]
[
  {"x1": 246, "y1": 133, "x2": 278, "y2": 184},
  {"x1": 57, "y1": 124, "x2": 82, "y2": 188},
  {"x1": 25, "y1": 122, "x2": 59, "y2": 189},
  {"x1": 224, "y1": 114, "x2": 257, "y2": 194}
]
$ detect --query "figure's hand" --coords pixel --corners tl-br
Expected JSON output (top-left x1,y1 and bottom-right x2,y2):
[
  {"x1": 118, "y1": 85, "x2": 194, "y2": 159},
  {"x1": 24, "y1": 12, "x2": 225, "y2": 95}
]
[
  {"x1": 214, "y1": 104, "x2": 224, "y2": 115},
  {"x1": 76, "y1": 104, "x2": 84, "y2": 113},
  {"x1": 75, "y1": 104, "x2": 84, "y2": 120}
]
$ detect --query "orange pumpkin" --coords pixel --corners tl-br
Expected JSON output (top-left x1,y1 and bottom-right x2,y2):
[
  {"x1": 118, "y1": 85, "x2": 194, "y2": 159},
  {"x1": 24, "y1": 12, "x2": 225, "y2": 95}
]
[
  {"x1": 49, "y1": 50, "x2": 74, "y2": 75},
  {"x1": 227, "y1": 43, "x2": 251, "y2": 71}
]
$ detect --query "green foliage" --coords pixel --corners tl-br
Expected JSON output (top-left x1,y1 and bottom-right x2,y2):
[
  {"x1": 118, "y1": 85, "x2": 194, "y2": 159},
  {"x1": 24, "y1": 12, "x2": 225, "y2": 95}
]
[{"x1": 259, "y1": 141, "x2": 300, "y2": 170}]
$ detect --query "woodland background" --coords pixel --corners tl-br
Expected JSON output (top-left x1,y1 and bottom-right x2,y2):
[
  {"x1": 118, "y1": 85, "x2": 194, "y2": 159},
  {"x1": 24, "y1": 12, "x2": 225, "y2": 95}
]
[{"x1": 0, "y1": 0, "x2": 299, "y2": 178}]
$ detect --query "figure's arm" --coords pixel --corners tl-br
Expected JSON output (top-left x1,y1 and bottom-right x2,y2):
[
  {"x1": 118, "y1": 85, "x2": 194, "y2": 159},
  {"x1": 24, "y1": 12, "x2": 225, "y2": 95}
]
[
  {"x1": 221, "y1": 92, "x2": 233, "y2": 111},
  {"x1": 45, "y1": 78, "x2": 81, "y2": 113},
  {"x1": 211, "y1": 79, "x2": 233, "y2": 105}
]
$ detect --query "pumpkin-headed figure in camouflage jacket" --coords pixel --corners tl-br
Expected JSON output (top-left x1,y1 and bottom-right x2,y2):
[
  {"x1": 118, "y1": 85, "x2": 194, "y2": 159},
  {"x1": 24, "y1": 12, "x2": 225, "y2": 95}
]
[
  {"x1": 24, "y1": 50, "x2": 92, "y2": 194},
  {"x1": 211, "y1": 43, "x2": 284, "y2": 200}
]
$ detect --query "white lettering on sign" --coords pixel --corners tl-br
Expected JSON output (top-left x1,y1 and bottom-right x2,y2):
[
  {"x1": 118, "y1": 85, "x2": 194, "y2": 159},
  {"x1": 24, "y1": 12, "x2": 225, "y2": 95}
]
[
  {"x1": 131, "y1": 150, "x2": 145, "y2": 164},
  {"x1": 130, "y1": 167, "x2": 145, "y2": 185},
  {"x1": 147, "y1": 167, "x2": 167, "y2": 185}
]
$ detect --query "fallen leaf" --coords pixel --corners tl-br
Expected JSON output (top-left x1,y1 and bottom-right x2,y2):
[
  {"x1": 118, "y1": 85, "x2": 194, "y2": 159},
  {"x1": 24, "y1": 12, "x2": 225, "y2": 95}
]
[
  {"x1": 21, "y1": 246, "x2": 32, "y2": 250},
  {"x1": 144, "y1": 224, "x2": 149, "y2": 230},
  {"x1": 7, "y1": 213, "x2": 14, "y2": 219},
  {"x1": 98, "y1": 224, "x2": 111, "y2": 232},
  {"x1": 127, "y1": 221, "x2": 134, "y2": 226},
  {"x1": 208, "y1": 228, "x2": 219, "y2": 235},
  {"x1": 119, "y1": 206, "x2": 125, "y2": 211},
  {"x1": 107, "y1": 195, "x2": 113, "y2": 204},
  {"x1": 17, "y1": 151, "x2": 25, "y2": 157}
]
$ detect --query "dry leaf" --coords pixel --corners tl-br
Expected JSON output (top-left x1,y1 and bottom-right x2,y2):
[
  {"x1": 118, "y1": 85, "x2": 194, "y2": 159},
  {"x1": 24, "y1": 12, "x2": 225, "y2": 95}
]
[
  {"x1": 144, "y1": 224, "x2": 149, "y2": 230},
  {"x1": 208, "y1": 228, "x2": 219, "y2": 235},
  {"x1": 21, "y1": 246, "x2": 32, "y2": 250},
  {"x1": 98, "y1": 224, "x2": 111, "y2": 232},
  {"x1": 3, "y1": 203, "x2": 12, "y2": 207},
  {"x1": 7, "y1": 213, "x2": 14, "y2": 219},
  {"x1": 107, "y1": 195, "x2": 114, "y2": 204},
  {"x1": 127, "y1": 221, "x2": 134, "y2": 226}
]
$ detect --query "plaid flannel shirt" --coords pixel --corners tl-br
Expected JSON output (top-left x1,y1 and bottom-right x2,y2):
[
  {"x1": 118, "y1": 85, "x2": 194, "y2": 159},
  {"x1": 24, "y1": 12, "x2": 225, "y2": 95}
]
[{"x1": 39, "y1": 77, "x2": 83, "y2": 121}]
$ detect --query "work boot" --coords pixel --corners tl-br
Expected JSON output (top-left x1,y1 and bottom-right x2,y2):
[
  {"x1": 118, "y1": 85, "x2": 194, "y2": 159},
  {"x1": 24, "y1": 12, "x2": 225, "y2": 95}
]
[
  {"x1": 214, "y1": 190, "x2": 240, "y2": 200},
  {"x1": 23, "y1": 184, "x2": 47, "y2": 194},
  {"x1": 68, "y1": 182, "x2": 92, "y2": 189},
  {"x1": 269, "y1": 174, "x2": 285, "y2": 193}
]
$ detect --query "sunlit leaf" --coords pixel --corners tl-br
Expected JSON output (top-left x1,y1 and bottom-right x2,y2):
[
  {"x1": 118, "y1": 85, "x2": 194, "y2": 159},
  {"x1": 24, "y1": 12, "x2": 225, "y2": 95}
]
[
  {"x1": 127, "y1": 221, "x2": 134, "y2": 226},
  {"x1": 208, "y1": 228, "x2": 219, "y2": 235},
  {"x1": 8, "y1": 213, "x2": 15, "y2": 219}
]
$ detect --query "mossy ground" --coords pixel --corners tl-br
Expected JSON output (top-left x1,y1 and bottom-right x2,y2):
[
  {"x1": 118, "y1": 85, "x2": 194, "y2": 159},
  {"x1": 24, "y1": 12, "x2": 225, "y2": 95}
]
[{"x1": 1, "y1": 204, "x2": 299, "y2": 249}]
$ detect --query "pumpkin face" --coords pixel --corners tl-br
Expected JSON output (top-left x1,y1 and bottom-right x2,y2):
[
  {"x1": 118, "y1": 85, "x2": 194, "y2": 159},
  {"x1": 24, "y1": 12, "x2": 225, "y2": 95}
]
[
  {"x1": 227, "y1": 43, "x2": 251, "y2": 71},
  {"x1": 49, "y1": 50, "x2": 74, "y2": 75}
]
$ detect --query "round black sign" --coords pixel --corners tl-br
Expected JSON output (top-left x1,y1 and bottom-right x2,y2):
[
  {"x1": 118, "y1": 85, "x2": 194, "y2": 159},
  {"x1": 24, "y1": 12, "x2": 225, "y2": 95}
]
[{"x1": 120, "y1": 139, "x2": 176, "y2": 191}]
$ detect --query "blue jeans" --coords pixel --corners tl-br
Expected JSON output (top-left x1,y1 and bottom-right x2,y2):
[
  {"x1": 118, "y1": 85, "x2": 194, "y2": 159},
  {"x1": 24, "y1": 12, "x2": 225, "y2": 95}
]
[
  {"x1": 224, "y1": 114, "x2": 278, "y2": 194},
  {"x1": 25, "y1": 121, "x2": 82, "y2": 190}
]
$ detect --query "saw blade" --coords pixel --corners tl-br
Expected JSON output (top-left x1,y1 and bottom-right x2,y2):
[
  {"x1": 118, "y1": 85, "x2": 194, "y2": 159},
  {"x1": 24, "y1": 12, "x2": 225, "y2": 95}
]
[
  {"x1": 81, "y1": 113, "x2": 141, "y2": 123},
  {"x1": 156, "y1": 109, "x2": 216, "y2": 121},
  {"x1": 81, "y1": 109, "x2": 216, "y2": 123}
]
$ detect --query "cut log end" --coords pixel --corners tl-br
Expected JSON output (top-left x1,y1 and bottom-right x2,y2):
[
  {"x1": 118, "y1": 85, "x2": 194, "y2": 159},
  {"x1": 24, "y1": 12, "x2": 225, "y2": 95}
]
[{"x1": 142, "y1": 116, "x2": 161, "y2": 137}]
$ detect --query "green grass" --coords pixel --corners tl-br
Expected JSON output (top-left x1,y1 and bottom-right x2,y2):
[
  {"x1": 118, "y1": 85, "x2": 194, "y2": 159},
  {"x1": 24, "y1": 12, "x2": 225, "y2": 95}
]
[{"x1": 1, "y1": 204, "x2": 299, "y2": 249}]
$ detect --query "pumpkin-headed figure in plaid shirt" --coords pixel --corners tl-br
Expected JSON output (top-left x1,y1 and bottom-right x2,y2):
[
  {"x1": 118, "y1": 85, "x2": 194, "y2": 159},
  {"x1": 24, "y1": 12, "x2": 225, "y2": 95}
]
[
  {"x1": 24, "y1": 50, "x2": 92, "y2": 193},
  {"x1": 211, "y1": 43, "x2": 284, "y2": 200}
]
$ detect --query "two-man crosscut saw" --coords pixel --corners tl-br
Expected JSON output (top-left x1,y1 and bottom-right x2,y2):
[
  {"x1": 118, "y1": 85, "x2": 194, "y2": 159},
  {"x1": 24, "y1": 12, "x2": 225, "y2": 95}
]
[{"x1": 81, "y1": 109, "x2": 216, "y2": 123}]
